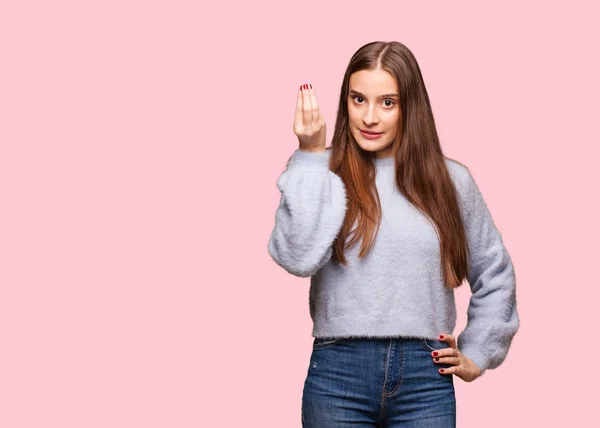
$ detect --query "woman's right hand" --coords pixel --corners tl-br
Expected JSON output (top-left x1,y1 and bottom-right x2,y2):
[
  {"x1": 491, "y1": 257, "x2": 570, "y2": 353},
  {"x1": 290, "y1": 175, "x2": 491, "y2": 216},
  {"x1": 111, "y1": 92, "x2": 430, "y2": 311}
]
[{"x1": 293, "y1": 84, "x2": 327, "y2": 153}]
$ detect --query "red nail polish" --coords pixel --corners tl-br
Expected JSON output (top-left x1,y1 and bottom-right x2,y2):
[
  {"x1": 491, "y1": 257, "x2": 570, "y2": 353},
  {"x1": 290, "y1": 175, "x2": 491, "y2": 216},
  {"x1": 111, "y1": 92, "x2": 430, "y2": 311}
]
[
  {"x1": 439, "y1": 335, "x2": 444, "y2": 339},
  {"x1": 440, "y1": 369, "x2": 444, "y2": 373},
  {"x1": 433, "y1": 352, "x2": 438, "y2": 356},
  {"x1": 300, "y1": 85, "x2": 303, "y2": 91}
]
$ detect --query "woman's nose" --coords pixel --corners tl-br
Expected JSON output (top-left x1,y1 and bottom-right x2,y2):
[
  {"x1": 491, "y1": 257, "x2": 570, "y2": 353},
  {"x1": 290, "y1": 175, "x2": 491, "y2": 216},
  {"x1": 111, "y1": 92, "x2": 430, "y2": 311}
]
[
  {"x1": 363, "y1": 110, "x2": 379, "y2": 124},
  {"x1": 363, "y1": 106, "x2": 378, "y2": 124}
]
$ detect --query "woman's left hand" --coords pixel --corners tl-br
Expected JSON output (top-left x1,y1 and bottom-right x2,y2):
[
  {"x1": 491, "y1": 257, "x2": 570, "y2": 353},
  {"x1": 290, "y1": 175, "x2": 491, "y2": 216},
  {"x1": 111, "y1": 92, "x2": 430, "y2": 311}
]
[{"x1": 432, "y1": 333, "x2": 482, "y2": 382}]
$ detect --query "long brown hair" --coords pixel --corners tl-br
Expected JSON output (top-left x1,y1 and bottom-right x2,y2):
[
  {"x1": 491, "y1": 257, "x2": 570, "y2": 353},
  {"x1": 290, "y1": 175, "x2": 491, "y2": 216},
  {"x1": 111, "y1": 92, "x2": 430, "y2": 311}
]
[{"x1": 330, "y1": 41, "x2": 469, "y2": 289}]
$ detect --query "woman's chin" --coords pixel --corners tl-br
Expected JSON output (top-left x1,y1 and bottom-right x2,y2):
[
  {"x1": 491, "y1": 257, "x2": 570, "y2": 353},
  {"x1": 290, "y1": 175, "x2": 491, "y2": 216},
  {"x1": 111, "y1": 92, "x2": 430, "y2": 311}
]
[{"x1": 356, "y1": 141, "x2": 391, "y2": 153}]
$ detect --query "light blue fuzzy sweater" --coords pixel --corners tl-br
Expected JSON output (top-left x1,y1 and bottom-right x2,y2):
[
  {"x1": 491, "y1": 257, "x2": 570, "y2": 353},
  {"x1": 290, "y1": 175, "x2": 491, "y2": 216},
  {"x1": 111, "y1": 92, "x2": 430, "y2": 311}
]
[{"x1": 267, "y1": 148, "x2": 519, "y2": 375}]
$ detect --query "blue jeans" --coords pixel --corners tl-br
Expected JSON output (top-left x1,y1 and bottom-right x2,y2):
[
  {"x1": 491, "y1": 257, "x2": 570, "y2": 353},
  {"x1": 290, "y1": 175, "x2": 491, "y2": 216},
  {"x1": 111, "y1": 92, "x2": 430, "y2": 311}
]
[{"x1": 302, "y1": 337, "x2": 456, "y2": 427}]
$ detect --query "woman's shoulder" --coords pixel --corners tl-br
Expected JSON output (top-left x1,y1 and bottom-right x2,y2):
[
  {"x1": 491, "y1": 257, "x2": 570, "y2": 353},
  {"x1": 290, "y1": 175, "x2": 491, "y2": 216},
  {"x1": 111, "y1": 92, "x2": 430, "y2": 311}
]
[{"x1": 443, "y1": 156, "x2": 474, "y2": 192}]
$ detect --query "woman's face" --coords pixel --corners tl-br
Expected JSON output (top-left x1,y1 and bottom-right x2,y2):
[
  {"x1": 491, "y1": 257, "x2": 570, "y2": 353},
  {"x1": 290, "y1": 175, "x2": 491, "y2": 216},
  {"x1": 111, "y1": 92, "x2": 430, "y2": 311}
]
[{"x1": 348, "y1": 69, "x2": 401, "y2": 159}]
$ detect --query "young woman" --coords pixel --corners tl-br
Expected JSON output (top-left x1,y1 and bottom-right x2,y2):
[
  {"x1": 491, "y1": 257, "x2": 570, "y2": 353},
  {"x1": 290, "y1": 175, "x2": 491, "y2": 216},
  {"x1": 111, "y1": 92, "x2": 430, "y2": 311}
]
[{"x1": 268, "y1": 41, "x2": 519, "y2": 427}]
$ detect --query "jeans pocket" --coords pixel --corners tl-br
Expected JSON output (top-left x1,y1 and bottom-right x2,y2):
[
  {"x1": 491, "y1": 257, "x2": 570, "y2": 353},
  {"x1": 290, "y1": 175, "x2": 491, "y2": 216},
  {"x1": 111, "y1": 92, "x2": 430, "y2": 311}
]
[
  {"x1": 312, "y1": 337, "x2": 342, "y2": 349},
  {"x1": 421, "y1": 337, "x2": 445, "y2": 352}
]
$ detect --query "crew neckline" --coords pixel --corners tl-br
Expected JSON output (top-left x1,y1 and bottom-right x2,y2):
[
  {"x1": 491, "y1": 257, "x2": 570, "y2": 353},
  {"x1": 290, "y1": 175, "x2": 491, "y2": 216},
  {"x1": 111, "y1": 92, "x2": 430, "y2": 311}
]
[{"x1": 374, "y1": 156, "x2": 395, "y2": 166}]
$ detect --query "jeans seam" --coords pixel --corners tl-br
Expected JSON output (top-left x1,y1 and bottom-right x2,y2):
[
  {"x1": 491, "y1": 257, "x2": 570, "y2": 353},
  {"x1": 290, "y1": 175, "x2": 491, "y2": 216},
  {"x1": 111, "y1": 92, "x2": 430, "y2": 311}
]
[
  {"x1": 388, "y1": 342, "x2": 404, "y2": 396},
  {"x1": 378, "y1": 340, "x2": 393, "y2": 424}
]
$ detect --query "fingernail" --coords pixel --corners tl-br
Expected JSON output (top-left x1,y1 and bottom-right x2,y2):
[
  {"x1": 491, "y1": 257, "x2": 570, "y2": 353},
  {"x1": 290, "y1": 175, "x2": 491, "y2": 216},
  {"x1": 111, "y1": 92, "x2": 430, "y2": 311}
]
[
  {"x1": 440, "y1": 369, "x2": 444, "y2": 373},
  {"x1": 304, "y1": 84, "x2": 308, "y2": 90},
  {"x1": 439, "y1": 335, "x2": 444, "y2": 339},
  {"x1": 433, "y1": 352, "x2": 438, "y2": 356},
  {"x1": 309, "y1": 84, "x2": 312, "y2": 89}
]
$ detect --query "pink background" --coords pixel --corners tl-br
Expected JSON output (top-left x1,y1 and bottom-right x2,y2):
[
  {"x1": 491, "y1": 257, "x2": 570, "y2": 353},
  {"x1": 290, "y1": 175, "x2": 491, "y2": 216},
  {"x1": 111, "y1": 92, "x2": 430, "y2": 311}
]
[{"x1": 1, "y1": 0, "x2": 598, "y2": 426}]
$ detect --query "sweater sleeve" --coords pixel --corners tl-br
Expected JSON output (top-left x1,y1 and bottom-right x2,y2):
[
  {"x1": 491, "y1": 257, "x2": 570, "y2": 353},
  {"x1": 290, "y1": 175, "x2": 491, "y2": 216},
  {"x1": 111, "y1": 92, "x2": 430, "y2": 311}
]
[
  {"x1": 267, "y1": 148, "x2": 347, "y2": 278},
  {"x1": 455, "y1": 169, "x2": 520, "y2": 377}
]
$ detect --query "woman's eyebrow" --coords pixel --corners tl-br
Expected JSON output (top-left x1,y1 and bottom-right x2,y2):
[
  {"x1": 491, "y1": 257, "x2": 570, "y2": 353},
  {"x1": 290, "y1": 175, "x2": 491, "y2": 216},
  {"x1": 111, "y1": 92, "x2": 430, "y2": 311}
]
[{"x1": 349, "y1": 89, "x2": 399, "y2": 99}]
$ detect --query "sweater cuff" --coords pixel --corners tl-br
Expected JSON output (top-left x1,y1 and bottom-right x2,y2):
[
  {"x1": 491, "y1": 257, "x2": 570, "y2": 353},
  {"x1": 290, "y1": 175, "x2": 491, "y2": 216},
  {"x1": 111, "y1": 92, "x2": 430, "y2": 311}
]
[
  {"x1": 459, "y1": 346, "x2": 490, "y2": 376},
  {"x1": 288, "y1": 148, "x2": 330, "y2": 168}
]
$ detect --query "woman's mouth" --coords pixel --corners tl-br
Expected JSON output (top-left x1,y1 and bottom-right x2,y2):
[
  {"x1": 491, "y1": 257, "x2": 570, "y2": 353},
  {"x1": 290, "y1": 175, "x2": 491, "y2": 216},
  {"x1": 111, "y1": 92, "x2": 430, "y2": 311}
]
[{"x1": 360, "y1": 130, "x2": 383, "y2": 140}]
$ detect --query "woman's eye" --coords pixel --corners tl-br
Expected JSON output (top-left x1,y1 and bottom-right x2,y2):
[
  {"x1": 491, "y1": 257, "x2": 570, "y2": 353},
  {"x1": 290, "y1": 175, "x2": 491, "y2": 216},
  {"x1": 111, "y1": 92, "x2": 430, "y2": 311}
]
[{"x1": 352, "y1": 96, "x2": 395, "y2": 108}]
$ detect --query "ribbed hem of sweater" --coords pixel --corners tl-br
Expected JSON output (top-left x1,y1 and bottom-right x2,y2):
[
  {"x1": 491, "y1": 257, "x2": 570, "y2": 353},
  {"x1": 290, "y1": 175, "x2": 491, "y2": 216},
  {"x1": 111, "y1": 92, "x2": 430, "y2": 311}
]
[{"x1": 312, "y1": 315, "x2": 451, "y2": 343}]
